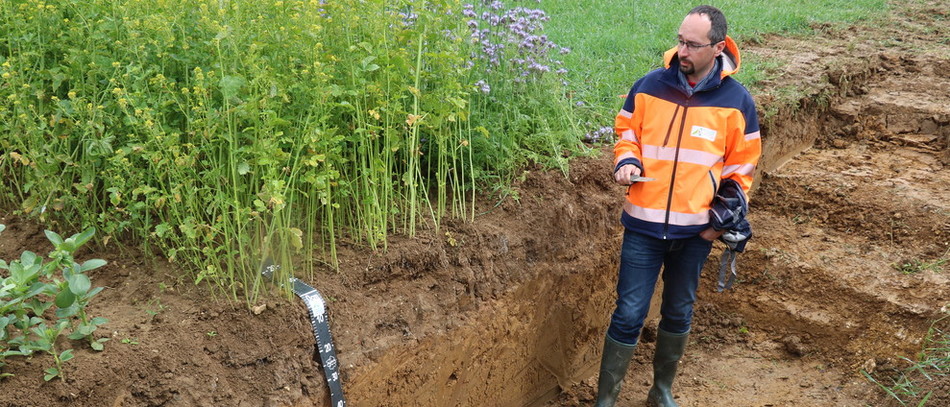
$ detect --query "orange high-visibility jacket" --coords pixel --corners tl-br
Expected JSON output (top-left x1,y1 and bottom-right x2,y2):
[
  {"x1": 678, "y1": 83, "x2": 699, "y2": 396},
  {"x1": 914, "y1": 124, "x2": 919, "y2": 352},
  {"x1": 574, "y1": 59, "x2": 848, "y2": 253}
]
[{"x1": 614, "y1": 36, "x2": 761, "y2": 239}]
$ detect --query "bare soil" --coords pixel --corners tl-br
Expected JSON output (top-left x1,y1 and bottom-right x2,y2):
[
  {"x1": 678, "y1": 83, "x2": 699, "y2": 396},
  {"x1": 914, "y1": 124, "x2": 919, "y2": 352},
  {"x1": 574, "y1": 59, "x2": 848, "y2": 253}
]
[{"x1": 1, "y1": 2, "x2": 948, "y2": 407}]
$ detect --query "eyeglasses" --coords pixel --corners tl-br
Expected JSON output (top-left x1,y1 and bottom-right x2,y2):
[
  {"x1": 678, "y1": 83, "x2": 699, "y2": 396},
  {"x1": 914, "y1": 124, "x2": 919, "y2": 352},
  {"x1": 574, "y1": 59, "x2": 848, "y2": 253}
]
[{"x1": 676, "y1": 39, "x2": 716, "y2": 51}]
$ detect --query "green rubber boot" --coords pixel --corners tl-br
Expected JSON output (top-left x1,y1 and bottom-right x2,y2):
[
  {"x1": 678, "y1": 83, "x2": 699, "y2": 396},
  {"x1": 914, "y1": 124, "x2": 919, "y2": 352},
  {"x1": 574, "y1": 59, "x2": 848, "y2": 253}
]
[
  {"x1": 647, "y1": 328, "x2": 689, "y2": 407},
  {"x1": 594, "y1": 335, "x2": 638, "y2": 407}
]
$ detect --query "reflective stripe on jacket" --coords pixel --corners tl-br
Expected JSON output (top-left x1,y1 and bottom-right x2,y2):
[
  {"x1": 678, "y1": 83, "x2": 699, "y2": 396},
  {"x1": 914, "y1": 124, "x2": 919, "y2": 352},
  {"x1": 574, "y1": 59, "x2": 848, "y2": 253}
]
[{"x1": 614, "y1": 36, "x2": 761, "y2": 239}]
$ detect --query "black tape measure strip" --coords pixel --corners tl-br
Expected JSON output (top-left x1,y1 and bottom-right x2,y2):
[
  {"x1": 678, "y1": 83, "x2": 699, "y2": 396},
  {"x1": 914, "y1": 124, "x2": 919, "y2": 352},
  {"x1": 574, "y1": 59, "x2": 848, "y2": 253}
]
[
  {"x1": 263, "y1": 261, "x2": 346, "y2": 406},
  {"x1": 291, "y1": 278, "x2": 346, "y2": 406}
]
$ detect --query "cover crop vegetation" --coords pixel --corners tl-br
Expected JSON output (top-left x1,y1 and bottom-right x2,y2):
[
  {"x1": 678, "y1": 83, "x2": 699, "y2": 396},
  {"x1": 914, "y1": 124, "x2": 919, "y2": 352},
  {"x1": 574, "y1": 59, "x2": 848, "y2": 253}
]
[
  {"x1": 0, "y1": 0, "x2": 582, "y2": 303},
  {"x1": 0, "y1": 225, "x2": 109, "y2": 381}
]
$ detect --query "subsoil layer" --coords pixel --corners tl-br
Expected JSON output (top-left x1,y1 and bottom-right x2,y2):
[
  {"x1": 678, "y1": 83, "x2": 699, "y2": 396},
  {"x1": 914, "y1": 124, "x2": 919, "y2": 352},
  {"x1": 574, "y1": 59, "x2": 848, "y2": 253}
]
[{"x1": 1, "y1": 2, "x2": 948, "y2": 407}]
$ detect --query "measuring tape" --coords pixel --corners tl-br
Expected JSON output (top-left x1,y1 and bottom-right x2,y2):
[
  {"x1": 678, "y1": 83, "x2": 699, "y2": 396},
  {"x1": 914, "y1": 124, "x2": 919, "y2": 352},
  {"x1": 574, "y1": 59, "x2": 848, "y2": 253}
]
[{"x1": 262, "y1": 260, "x2": 346, "y2": 407}]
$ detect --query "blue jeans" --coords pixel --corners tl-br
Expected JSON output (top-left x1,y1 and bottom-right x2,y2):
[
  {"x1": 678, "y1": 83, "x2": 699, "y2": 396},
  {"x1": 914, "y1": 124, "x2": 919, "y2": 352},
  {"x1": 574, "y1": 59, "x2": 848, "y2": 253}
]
[{"x1": 606, "y1": 229, "x2": 713, "y2": 345}]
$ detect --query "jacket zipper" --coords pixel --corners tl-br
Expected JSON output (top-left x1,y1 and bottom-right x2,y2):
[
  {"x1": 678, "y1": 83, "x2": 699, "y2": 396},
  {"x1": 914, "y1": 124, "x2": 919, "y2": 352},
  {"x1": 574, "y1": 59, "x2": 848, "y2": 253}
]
[
  {"x1": 663, "y1": 99, "x2": 690, "y2": 239},
  {"x1": 662, "y1": 105, "x2": 680, "y2": 147}
]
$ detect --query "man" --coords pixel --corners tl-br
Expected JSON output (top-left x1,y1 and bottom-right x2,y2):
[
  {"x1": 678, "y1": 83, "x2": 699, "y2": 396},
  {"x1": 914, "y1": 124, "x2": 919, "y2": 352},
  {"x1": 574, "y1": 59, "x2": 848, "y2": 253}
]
[{"x1": 596, "y1": 5, "x2": 761, "y2": 407}]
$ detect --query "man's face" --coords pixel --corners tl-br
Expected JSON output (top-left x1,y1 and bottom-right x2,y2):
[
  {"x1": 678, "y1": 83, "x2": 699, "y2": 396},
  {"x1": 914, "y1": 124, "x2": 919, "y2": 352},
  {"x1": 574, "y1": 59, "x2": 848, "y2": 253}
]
[{"x1": 676, "y1": 13, "x2": 724, "y2": 79}]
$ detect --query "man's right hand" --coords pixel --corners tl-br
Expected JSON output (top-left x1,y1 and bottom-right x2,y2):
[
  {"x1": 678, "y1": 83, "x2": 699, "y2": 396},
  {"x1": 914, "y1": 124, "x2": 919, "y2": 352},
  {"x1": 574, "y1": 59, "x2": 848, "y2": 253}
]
[{"x1": 614, "y1": 164, "x2": 641, "y2": 186}]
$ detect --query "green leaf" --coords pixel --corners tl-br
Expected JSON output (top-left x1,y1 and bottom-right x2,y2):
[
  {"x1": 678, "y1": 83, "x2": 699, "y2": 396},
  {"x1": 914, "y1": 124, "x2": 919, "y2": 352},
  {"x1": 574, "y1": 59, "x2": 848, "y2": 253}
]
[
  {"x1": 44, "y1": 367, "x2": 59, "y2": 381},
  {"x1": 55, "y1": 289, "x2": 76, "y2": 308},
  {"x1": 63, "y1": 262, "x2": 82, "y2": 279},
  {"x1": 86, "y1": 286, "x2": 104, "y2": 298},
  {"x1": 44, "y1": 230, "x2": 64, "y2": 246},
  {"x1": 26, "y1": 297, "x2": 52, "y2": 315},
  {"x1": 237, "y1": 161, "x2": 251, "y2": 175},
  {"x1": 69, "y1": 324, "x2": 97, "y2": 339},
  {"x1": 362, "y1": 56, "x2": 379, "y2": 71},
  {"x1": 90, "y1": 317, "x2": 108, "y2": 326},
  {"x1": 72, "y1": 227, "x2": 96, "y2": 247},
  {"x1": 287, "y1": 227, "x2": 303, "y2": 250},
  {"x1": 61, "y1": 238, "x2": 77, "y2": 253},
  {"x1": 0, "y1": 224, "x2": 5, "y2": 234},
  {"x1": 80, "y1": 259, "x2": 107, "y2": 272},
  {"x1": 91, "y1": 338, "x2": 107, "y2": 351},
  {"x1": 25, "y1": 281, "x2": 51, "y2": 298},
  {"x1": 55, "y1": 305, "x2": 79, "y2": 319},
  {"x1": 154, "y1": 223, "x2": 172, "y2": 238},
  {"x1": 59, "y1": 349, "x2": 74, "y2": 362},
  {"x1": 219, "y1": 75, "x2": 246, "y2": 100},
  {"x1": 19, "y1": 251, "x2": 38, "y2": 267}
]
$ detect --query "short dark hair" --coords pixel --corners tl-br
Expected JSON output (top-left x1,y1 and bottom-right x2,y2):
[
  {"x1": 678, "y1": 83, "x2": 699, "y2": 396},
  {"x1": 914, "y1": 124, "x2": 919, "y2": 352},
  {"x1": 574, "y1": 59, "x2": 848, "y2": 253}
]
[{"x1": 688, "y1": 5, "x2": 727, "y2": 44}]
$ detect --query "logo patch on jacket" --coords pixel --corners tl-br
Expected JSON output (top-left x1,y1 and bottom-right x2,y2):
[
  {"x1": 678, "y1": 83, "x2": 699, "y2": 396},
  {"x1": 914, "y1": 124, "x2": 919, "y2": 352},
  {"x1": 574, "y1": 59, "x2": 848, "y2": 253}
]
[{"x1": 690, "y1": 126, "x2": 717, "y2": 142}]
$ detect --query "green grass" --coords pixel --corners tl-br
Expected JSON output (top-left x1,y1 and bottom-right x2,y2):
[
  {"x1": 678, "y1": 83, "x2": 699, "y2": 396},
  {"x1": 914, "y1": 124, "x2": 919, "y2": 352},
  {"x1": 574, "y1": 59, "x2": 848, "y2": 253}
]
[
  {"x1": 864, "y1": 316, "x2": 950, "y2": 406},
  {"x1": 538, "y1": 0, "x2": 888, "y2": 128},
  {"x1": 894, "y1": 249, "x2": 950, "y2": 274}
]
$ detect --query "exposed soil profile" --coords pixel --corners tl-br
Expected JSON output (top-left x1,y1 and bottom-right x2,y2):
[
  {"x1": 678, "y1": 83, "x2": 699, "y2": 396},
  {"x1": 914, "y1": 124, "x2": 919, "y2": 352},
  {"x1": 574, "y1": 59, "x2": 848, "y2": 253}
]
[{"x1": 1, "y1": 2, "x2": 947, "y2": 407}]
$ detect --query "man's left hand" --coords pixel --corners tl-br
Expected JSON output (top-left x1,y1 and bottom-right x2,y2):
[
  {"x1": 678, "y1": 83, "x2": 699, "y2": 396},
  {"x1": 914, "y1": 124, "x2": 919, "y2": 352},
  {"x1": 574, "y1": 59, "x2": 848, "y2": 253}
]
[{"x1": 700, "y1": 227, "x2": 724, "y2": 241}]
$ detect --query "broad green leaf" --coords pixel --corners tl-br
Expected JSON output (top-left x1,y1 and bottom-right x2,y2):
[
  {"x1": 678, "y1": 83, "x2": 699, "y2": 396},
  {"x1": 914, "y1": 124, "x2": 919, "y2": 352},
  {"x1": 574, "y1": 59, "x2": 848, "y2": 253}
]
[
  {"x1": 55, "y1": 305, "x2": 79, "y2": 319},
  {"x1": 55, "y1": 289, "x2": 76, "y2": 308},
  {"x1": 72, "y1": 227, "x2": 96, "y2": 247},
  {"x1": 0, "y1": 259, "x2": 8, "y2": 270},
  {"x1": 91, "y1": 338, "x2": 107, "y2": 351},
  {"x1": 59, "y1": 349, "x2": 74, "y2": 362},
  {"x1": 25, "y1": 281, "x2": 51, "y2": 299},
  {"x1": 63, "y1": 261, "x2": 82, "y2": 279},
  {"x1": 44, "y1": 230, "x2": 64, "y2": 246},
  {"x1": 0, "y1": 297, "x2": 23, "y2": 315},
  {"x1": 90, "y1": 317, "x2": 108, "y2": 326},
  {"x1": 13, "y1": 263, "x2": 41, "y2": 287},
  {"x1": 19, "y1": 251, "x2": 38, "y2": 267},
  {"x1": 219, "y1": 75, "x2": 246, "y2": 100},
  {"x1": 44, "y1": 367, "x2": 58, "y2": 381},
  {"x1": 85, "y1": 286, "x2": 104, "y2": 298},
  {"x1": 0, "y1": 224, "x2": 5, "y2": 234},
  {"x1": 237, "y1": 161, "x2": 251, "y2": 175},
  {"x1": 80, "y1": 259, "x2": 107, "y2": 272},
  {"x1": 75, "y1": 324, "x2": 96, "y2": 336},
  {"x1": 362, "y1": 56, "x2": 380, "y2": 72}
]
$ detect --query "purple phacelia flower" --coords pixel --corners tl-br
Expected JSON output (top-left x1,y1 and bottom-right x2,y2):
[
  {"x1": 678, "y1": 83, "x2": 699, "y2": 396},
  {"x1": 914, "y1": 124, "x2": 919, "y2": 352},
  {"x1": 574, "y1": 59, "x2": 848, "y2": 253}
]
[{"x1": 474, "y1": 80, "x2": 491, "y2": 94}]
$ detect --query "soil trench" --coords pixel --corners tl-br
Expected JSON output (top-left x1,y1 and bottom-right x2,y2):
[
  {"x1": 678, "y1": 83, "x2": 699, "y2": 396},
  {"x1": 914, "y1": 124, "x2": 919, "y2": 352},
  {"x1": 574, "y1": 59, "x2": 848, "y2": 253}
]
[
  {"x1": 339, "y1": 50, "x2": 949, "y2": 407},
  {"x1": 1, "y1": 5, "x2": 948, "y2": 407}
]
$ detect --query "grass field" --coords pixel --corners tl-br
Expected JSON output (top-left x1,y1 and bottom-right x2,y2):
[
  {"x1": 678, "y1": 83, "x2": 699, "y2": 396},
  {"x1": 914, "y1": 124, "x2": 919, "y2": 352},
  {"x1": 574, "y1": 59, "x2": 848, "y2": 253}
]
[{"x1": 538, "y1": 0, "x2": 888, "y2": 128}]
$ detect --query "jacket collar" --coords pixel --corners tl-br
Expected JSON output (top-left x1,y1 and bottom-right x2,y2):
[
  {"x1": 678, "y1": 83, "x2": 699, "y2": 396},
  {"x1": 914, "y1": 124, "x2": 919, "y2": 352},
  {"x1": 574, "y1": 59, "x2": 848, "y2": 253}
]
[{"x1": 660, "y1": 35, "x2": 741, "y2": 93}]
